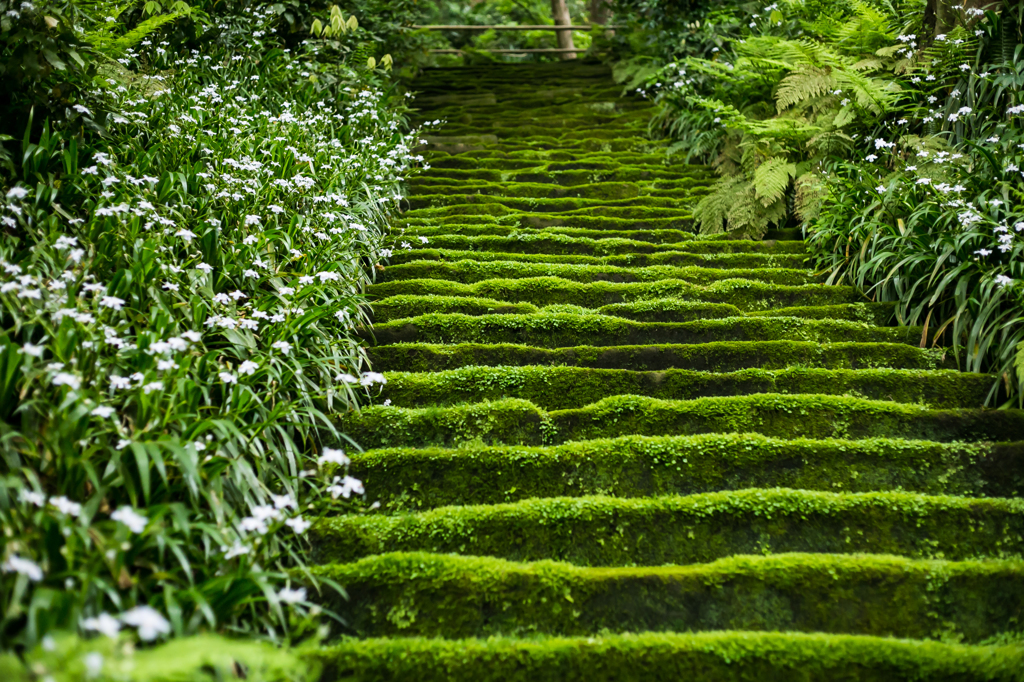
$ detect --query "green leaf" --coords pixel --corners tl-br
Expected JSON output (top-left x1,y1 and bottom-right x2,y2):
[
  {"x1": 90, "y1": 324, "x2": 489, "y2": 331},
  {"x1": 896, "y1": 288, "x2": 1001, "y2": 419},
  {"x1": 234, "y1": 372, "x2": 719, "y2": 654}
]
[{"x1": 753, "y1": 157, "x2": 796, "y2": 206}]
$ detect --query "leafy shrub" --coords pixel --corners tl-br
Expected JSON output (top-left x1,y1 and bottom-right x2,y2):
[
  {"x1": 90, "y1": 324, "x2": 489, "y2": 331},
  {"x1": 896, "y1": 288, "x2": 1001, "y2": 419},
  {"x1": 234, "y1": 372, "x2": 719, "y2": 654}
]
[
  {"x1": 0, "y1": 0, "x2": 427, "y2": 651},
  {"x1": 809, "y1": 5, "x2": 1024, "y2": 404}
]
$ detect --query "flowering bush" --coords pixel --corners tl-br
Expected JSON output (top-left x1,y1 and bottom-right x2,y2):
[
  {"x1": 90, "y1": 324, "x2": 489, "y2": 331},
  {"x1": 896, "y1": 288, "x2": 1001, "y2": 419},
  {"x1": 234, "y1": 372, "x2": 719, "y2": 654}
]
[
  {"x1": 610, "y1": 0, "x2": 1024, "y2": 402},
  {"x1": 0, "y1": 0, "x2": 426, "y2": 653},
  {"x1": 809, "y1": 5, "x2": 1024, "y2": 404}
]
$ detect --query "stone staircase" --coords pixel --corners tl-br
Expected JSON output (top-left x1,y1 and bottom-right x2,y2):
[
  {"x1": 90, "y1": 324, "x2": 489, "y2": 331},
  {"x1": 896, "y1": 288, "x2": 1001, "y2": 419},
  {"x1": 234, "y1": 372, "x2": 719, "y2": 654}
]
[{"x1": 311, "y1": 61, "x2": 1024, "y2": 680}]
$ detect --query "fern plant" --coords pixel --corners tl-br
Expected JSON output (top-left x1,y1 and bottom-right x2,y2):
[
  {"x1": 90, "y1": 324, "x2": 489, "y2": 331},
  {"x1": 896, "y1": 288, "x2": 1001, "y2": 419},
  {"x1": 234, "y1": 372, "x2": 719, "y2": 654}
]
[{"x1": 641, "y1": 0, "x2": 906, "y2": 238}]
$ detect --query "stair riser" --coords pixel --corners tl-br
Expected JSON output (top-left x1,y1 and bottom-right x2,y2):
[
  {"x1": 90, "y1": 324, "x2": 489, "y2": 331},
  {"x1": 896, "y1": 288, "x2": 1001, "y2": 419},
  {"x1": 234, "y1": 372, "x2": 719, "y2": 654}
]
[{"x1": 352, "y1": 438, "x2": 1023, "y2": 508}]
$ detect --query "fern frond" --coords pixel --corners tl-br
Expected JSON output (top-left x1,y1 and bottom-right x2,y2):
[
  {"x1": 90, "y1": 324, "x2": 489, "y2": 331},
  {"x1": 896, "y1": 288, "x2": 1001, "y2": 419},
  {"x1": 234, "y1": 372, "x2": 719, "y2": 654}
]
[
  {"x1": 795, "y1": 172, "x2": 828, "y2": 222},
  {"x1": 753, "y1": 156, "x2": 796, "y2": 206},
  {"x1": 693, "y1": 175, "x2": 747, "y2": 235},
  {"x1": 776, "y1": 65, "x2": 835, "y2": 112},
  {"x1": 84, "y1": 4, "x2": 191, "y2": 57}
]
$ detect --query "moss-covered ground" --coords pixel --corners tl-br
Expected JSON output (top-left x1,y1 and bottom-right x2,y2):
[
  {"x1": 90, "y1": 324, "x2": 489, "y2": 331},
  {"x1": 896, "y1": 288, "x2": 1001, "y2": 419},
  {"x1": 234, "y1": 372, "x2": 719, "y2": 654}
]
[{"x1": 313, "y1": 61, "x2": 1024, "y2": 681}]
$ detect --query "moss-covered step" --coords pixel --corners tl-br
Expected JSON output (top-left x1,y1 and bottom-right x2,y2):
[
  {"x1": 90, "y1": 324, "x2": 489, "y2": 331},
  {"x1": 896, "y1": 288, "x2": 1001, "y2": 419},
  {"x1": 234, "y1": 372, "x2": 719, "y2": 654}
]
[
  {"x1": 386, "y1": 248, "x2": 807, "y2": 270},
  {"x1": 376, "y1": 261, "x2": 816, "y2": 286},
  {"x1": 370, "y1": 296, "x2": 891, "y2": 325},
  {"x1": 310, "y1": 488, "x2": 1024, "y2": 565},
  {"x1": 398, "y1": 224, "x2": 704, "y2": 243},
  {"x1": 363, "y1": 313, "x2": 922, "y2": 348},
  {"x1": 351, "y1": 435, "x2": 1024, "y2": 509},
  {"x1": 317, "y1": 631, "x2": 1024, "y2": 682},
  {"x1": 603, "y1": 301, "x2": 895, "y2": 325},
  {"x1": 313, "y1": 552, "x2": 1024, "y2": 641},
  {"x1": 337, "y1": 395, "x2": 1024, "y2": 448},
  {"x1": 398, "y1": 233, "x2": 807, "y2": 255},
  {"x1": 406, "y1": 178, "x2": 704, "y2": 200},
  {"x1": 378, "y1": 366, "x2": 991, "y2": 410},
  {"x1": 404, "y1": 195, "x2": 694, "y2": 215},
  {"x1": 366, "y1": 341, "x2": 954, "y2": 373},
  {"x1": 413, "y1": 166, "x2": 711, "y2": 186},
  {"x1": 425, "y1": 151, "x2": 704, "y2": 171},
  {"x1": 402, "y1": 213, "x2": 696, "y2": 230},
  {"x1": 367, "y1": 277, "x2": 863, "y2": 309}
]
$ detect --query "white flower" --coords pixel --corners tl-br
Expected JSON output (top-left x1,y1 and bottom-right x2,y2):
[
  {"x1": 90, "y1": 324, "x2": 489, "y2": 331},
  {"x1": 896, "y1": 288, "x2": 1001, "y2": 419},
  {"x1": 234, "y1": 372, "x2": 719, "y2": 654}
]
[
  {"x1": 82, "y1": 612, "x2": 121, "y2": 638},
  {"x1": 875, "y1": 185, "x2": 886, "y2": 194},
  {"x1": 195, "y1": 262, "x2": 214, "y2": 274},
  {"x1": 318, "y1": 447, "x2": 349, "y2": 466},
  {"x1": 117, "y1": 439, "x2": 131, "y2": 450},
  {"x1": 100, "y1": 296, "x2": 126, "y2": 310},
  {"x1": 111, "y1": 506, "x2": 148, "y2": 533},
  {"x1": 73, "y1": 104, "x2": 94, "y2": 116},
  {"x1": 285, "y1": 516, "x2": 311, "y2": 533},
  {"x1": 110, "y1": 375, "x2": 132, "y2": 390},
  {"x1": 20, "y1": 489, "x2": 45, "y2": 507},
  {"x1": 277, "y1": 586, "x2": 307, "y2": 604},
  {"x1": 6, "y1": 187, "x2": 29, "y2": 200},
  {"x1": 219, "y1": 372, "x2": 237, "y2": 384},
  {"x1": 2, "y1": 554, "x2": 44, "y2": 581},
  {"x1": 995, "y1": 274, "x2": 1013, "y2": 287},
  {"x1": 175, "y1": 229, "x2": 197, "y2": 242},
  {"x1": 336, "y1": 373, "x2": 358, "y2": 384},
  {"x1": 181, "y1": 330, "x2": 202, "y2": 342},
  {"x1": 327, "y1": 475, "x2": 364, "y2": 499},
  {"x1": 360, "y1": 371, "x2": 386, "y2": 387},
  {"x1": 272, "y1": 494, "x2": 297, "y2": 510},
  {"x1": 84, "y1": 652, "x2": 104, "y2": 678},
  {"x1": 91, "y1": 405, "x2": 116, "y2": 419},
  {"x1": 120, "y1": 605, "x2": 171, "y2": 641},
  {"x1": 50, "y1": 496, "x2": 82, "y2": 517},
  {"x1": 223, "y1": 541, "x2": 250, "y2": 559},
  {"x1": 20, "y1": 343, "x2": 44, "y2": 357},
  {"x1": 52, "y1": 372, "x2": 82, "y2": 390},
  {"x1": 238, "y1": 360, "x2": 259, "y2": 376},
  {"x1": 272, "y1": 340, "x2": 291, "y2": 354}
]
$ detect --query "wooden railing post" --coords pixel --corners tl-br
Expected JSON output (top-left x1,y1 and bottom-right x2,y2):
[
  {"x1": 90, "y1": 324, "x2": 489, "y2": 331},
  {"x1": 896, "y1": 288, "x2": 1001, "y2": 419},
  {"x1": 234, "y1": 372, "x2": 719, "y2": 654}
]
[{"x1": 550, "y1": 0, "x2": 577, "y2": 60}]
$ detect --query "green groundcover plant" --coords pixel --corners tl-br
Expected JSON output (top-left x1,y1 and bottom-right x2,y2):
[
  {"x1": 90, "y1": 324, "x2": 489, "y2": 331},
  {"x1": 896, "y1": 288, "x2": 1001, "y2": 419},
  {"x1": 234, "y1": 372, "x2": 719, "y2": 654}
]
[
  {"x1": 0, "y1": 0, "x2": 431, "y2": 665},
  {"x1": 613, "y1": 0, "x2": 1024, "y2": 403}
]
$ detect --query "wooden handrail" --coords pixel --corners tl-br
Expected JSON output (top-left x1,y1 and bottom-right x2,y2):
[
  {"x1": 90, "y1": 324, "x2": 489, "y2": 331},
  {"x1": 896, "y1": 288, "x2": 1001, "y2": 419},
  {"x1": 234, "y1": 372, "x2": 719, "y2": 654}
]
[{"x1": 413, "y1": 25, "x2": 621, "y2": 31}]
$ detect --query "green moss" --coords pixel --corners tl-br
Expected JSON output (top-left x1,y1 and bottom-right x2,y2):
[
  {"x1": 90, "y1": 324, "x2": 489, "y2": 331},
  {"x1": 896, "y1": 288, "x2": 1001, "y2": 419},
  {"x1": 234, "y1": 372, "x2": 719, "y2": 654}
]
[
  {"x1": 367, "y1": 277, "x2": 860, "y2": 309},
  {"x1": 317, "y1": 631, "x2": 1024, "y2": 682},
  {"x1": 367, "y1": 341, "x2": 955, "y2": 372},
  {"x1": 376, "y1": 261, "x2": 816, "y2": 286},
  {"x1": 386, "y1": 248, "x2": 807, "y2": 270},
  {"x1": 364, "y1": 313, "x2": 922, "y2": 348},
  {"x1": 311, "y1": 488, "x2": 1024, "y2": 565},
  {"x1": 400, "y1": 232, "x2": 805, "y2": 256},
  {"x1": 372, "y1": 295, "x2": 539, "y2": 323},
  {"x1": 351, "y1": 435, "x2": 1022, "y2": 508},
  {"x1": 337, "y1": 394, "x2": 1024, "y2": 448},
  {"x1": 312, "y1": 552, "x2": 1024, "y2": 641},
  {"x1": 378, "y1": 366, "x2": 992, "y2": 410},
  {"x1": 595, "y1": 300, "x2": 895, "y2": 324}
]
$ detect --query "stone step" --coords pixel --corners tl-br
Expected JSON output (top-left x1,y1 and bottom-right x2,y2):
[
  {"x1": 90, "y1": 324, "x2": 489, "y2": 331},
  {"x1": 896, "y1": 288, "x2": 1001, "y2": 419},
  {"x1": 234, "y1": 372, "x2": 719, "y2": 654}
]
[
  {"x1": 374, "y1": 261, "x2": 816, "y2": 286},
  {"x1": 315, "y1": 631, "x2": 1024, "y2": 681},
  {"x1": 366, "y1": 341, "x2": 954, "y2": 373},
  {"x1": 351, "y1": 435, "x2": 1024, "y2": 509},
  {"x1": 313, "y1": 552, "x2": 1024, "y2": 641},
  {"x1": 378, "y1": 366, "x2": 989, "y2": 410},
  {"x1": 363, "y1": 313, "x2": 920, "y2": 348},
  {"x1": 336, "y1": 394, "x2": 1024, "y2": 448},
  {"x1": 398, "y1": 232, "x2": 806, "y2": 255},
  {"x1": 386, "y1": 248, "x2": 807, "y2": 270},
  {"x1": 310, "y1": 488, "x2": 1024, "y2": 565},
  {"x1": 370, "y1": 295, "x2": 893, "y2": 325},
  {"x1": 367, "y1": 277, "x2": 868, "y2": 309}
]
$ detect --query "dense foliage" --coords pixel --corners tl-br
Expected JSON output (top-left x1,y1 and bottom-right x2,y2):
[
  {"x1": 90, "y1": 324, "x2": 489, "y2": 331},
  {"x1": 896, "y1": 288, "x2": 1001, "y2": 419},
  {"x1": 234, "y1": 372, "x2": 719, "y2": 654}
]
[
  {"x1": 613, "y1": 0, "x2": 1024, "y2": 403},
  {"x1": 0, "y1": 0, "x2": 427, "y2": 669}
]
